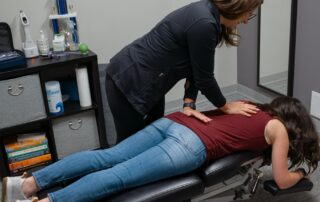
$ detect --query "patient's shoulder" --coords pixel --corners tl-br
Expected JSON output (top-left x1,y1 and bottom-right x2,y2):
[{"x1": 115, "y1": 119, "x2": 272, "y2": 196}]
[{"x1": 265, "y1": 119, "x2": 288, "y2": 144}]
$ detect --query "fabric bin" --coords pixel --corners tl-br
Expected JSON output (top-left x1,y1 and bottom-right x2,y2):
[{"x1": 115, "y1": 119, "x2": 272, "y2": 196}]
[
  {"x1": 52, "y1": 110, "x2": 100, "y2": 159},
  {"x1": 0, "y1": 74, "x2": 46, "y2": 129}
]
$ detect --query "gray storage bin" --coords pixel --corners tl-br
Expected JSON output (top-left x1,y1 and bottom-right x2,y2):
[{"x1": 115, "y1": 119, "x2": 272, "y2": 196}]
[
  {"x1": 0, "y1": 74, "x2": 47, "y2": 129},
  {"x1": 52, "y1": 110, "x2": 100, "y2": 159}
]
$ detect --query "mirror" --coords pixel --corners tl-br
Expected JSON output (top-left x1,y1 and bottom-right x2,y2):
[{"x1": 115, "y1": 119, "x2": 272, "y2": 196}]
[{"x1": 258, "y1": 0, "x2": 297, "y2": 96}]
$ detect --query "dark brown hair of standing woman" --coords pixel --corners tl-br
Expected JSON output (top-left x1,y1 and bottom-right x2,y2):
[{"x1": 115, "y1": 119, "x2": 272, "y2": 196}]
[{"x1": 212, "y1": 0, "x2": 264, "y2": 46}]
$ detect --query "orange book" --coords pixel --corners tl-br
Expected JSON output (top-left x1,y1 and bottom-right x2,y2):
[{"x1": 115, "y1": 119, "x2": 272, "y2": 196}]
[
  {"x1": 11, "y1": 161, "x2": 51, "y2": 174},
  {"x1": 6, "y1": 141, "x2": 49, "y2": 154},
  {"x1": 5, "y1": 133, "x2": 47, "y2": 153},
  {"x1": 9, "y1": 153, "x2": 52, "y2": 172}
]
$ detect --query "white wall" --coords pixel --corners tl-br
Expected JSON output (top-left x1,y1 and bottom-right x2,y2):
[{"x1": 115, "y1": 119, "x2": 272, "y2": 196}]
[{"x1": 0, "y1": 0, "x2": 237, "y2": 102}]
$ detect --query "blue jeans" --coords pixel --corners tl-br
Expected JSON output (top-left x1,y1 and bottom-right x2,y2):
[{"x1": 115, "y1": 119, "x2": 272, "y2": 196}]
[{"x1": 33, "y1": 118, "x2": 207, "y2": 202}]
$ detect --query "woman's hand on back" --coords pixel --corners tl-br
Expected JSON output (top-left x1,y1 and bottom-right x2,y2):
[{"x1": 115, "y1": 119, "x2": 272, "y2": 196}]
[
  {"x1": 219, "y1": 101, "x2": 259, "y2": 116},
  {"x1": 183, "y1": 107, "x2": 212, "y2": 123}
]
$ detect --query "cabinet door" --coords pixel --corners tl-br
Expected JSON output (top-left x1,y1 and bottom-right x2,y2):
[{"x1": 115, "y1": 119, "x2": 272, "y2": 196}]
[
  {"x1": 52, "y1": 110, "x2": 100, "y2": 159},
  {"x1": 0, "y1": 74, "x2": 47, "y2": 129}
]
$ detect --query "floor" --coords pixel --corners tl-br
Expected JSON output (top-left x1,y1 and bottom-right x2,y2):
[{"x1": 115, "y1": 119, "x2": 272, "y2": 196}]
[
  {"x1": 1, "y1": 91, "x2": 319, "y2": 202},
  {"x1": 259, "y1": 71, "x2": 288, "y2": 95},
  {"x1": 261, "y1": 78, "x2": 288, "y2": 95}
]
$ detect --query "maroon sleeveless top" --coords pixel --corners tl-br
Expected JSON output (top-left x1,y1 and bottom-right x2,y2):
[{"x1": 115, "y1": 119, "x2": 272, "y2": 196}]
[{"x1": 166, "y1": 110, "x2": 272, "y2": 160}]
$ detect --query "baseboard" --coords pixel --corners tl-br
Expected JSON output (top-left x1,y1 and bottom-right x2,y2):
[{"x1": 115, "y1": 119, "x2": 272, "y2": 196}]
[
  {"x1": 259, "y1": 71, "x2": 288, "y2": 84},
  {"x1": 236, "y1": 84, "x2": 274, "y2": 103}
]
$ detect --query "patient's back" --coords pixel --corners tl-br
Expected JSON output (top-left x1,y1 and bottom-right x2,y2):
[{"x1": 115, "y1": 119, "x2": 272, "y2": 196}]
[{"x1": 166, "y1": 110, "x2": 273, "y2": 160}]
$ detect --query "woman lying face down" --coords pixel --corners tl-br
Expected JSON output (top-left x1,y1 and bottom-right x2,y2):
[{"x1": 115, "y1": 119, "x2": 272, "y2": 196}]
[{"x1": 3, "y1": 96, "x2": 320, "y2": 202}]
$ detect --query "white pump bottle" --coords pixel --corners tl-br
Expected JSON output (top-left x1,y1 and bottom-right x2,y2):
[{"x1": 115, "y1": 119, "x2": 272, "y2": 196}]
[{"x1": 20, "y1": 10, "x2": 39, "y2": 58}]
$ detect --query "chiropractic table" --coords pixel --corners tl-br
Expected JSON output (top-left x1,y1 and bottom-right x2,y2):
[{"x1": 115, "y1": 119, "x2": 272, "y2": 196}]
[
  {"x1": 90, "y1": 65, "x2": 313, "y2": 201},
  {"x1": 103, "y1": 151, "x2": 313, "y2": 202}
]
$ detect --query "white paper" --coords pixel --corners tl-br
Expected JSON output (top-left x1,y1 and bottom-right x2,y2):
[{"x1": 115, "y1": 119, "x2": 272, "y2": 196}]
[{"x1": 75, "y1": 66, "x2": 92, "y2": 107}]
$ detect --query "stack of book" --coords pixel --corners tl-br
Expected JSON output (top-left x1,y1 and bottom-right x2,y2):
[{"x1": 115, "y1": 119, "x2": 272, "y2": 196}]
[{"x1": 4, "y1": 132, "x2": 52, "y2": 174}]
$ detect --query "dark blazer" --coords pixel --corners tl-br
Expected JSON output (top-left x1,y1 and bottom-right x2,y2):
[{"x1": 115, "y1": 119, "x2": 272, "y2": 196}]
[{"x1": 106, "y1": 0, "x2": 226, "y2": 115}]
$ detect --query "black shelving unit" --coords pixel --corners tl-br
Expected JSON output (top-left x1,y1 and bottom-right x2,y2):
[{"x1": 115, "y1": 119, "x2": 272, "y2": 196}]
[{"x1": 0, "y1": 50, "x2": 107, "y2": 177}]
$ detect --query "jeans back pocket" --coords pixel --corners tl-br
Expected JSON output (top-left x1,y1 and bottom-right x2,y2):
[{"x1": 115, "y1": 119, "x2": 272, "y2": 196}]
[{"x1": 170, "y1": 123, "x2": 205, "y2": 156}]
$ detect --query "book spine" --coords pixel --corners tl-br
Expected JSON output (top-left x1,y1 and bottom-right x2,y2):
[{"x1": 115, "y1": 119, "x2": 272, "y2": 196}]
[
  {"x1": 7, "y1": 144, "x2": 49, "y2": 158},
  {"x1": 10, "y1": 161, "x2": 51, "y2": 174},
  {"x1": 5, "y1": 139, "x2": 48, "y2": 152},
  {"x1": 9, "y1": 154, "x2": 52, "y2": 173},
  {"x1": 8, "y1": 149, "x2": 50, "y2": 163}
]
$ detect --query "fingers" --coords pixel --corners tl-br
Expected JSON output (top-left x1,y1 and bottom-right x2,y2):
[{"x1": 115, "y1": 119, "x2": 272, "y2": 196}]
[
  {"x1": 240, "y1": 103, "x2": 259, "y2": 116},
  {"x1": 244, "y1": 107, "x2": 259, "y2": 115},
  {"x1": 245, "y1": 104, "x2": 260, "y2": 112},
  {"x1": 183, "y1": 108, "x2": 212, "y2": 123},
  {"x1": 198, "y1": 114, "x2": 212, "y2": 123},
  {"x1": 240, "y1": 111, "x2": 252, "y2": 117},
  {"x1": 185, "y1": 101, "x2": 260, "y2": 118},
  {"x1": 223, "y1": 101, "x2": 261, "y2": 116},
  {"x1": 192, "y1": 111, "x2": 212, "y2": 123}
]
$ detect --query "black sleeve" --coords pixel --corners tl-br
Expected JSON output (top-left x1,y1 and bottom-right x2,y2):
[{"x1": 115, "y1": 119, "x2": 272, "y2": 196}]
[
  {"x1": 186, "y1": 19, "x2": 226, "y2": 108},
  {"x1": 184, "y1": 78, "x2": 198, "y2": 101}
]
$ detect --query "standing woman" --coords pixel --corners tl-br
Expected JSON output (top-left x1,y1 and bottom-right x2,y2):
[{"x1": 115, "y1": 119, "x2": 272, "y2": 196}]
[{"x1": 105, "y1": 0, "x2": 263, "y2": 142}]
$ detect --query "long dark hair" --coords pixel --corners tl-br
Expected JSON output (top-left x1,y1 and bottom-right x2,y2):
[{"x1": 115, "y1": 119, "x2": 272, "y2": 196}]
[
  {"x1": 212, "y1": 0, "x2": 264, "y2": 46},
  {"x1": 256, "y1": 96, "x2": 320, "y2": 174}
]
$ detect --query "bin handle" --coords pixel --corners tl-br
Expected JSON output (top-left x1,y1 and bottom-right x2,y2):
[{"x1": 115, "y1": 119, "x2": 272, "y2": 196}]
[
  {"x1": 68, "y1": 119, "x2": 82, "y2": 130},
  {"x1": 8, "y1": 84, "x2": 24, "y2": 96}
]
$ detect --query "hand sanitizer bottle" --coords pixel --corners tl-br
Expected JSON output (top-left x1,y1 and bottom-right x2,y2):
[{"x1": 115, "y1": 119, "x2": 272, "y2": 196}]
[{"x1": 37, "y1": 30, "x2": 50, "y2": 56}]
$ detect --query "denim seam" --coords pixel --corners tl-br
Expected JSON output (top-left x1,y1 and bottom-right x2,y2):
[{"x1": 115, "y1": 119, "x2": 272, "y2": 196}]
[
  {"x1": 32, "y1": 172, "x2": 44, "y2": 190},
  {"x1": 157, "y1": 118, "x2": 174, "y2": 138},
  {"x1": 157, "y1": 145, "x2": 177, "y2": 169},
  {"x1": 109, "y1": 169, "x2": 126, "y2": 189},
  {"x1": 48, "y1": 192, "x2": 55, "y2": 202},
  {"x1": 34, "y1": 165, "x2": 106, "y2": 190},
  {"x1": 58, "y1": 166, "x2": 104, "y2": 182},
  {"x1": 170, "y1": 132, "x2": 205, "y2": 156}
]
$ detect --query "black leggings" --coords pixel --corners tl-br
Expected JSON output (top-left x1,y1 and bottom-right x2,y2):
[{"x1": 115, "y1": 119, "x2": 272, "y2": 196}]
[{"x1": 105, "y1": 74, "x2": 164, "y2": 143}]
